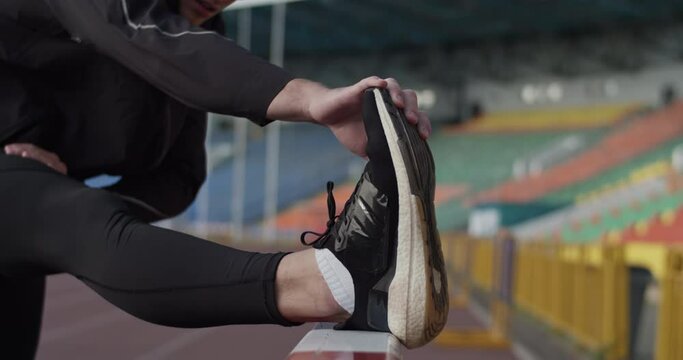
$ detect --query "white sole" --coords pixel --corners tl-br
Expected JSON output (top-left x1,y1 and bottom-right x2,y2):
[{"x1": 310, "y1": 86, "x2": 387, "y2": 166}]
[{"x1": 372, "y1": 89, "x2": 447, "y2": 348}]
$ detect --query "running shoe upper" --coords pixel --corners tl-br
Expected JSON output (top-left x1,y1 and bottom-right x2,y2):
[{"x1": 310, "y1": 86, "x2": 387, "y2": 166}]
[
  {"x1": 301, "y1": 165, "x2": 395, "y2": 332},
  {"x1": 301, "y1": 87, "x2": 448, "y2": 348}
]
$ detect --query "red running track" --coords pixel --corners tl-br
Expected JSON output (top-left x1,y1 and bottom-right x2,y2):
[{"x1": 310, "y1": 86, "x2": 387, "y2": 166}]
[{"x1": 34, "y1": 274, "x2": 518, "y2": 360}]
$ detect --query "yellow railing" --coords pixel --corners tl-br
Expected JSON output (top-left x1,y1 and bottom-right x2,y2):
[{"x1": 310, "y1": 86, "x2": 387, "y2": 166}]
[
  {"x1": 438, "y1": 233, "x2": 511, "y2": 348},
  {"x1": 472, "y1": 240, "x2": 495, "y2": 291},
  {"x1": 656, "y1": 247, "x2": 683, "y2": 360},
  {"x1": 441, "y1": 233, "x2": 683, "y2": 359},
  {"x1": 441, "y1": 233, "x2": 473, "y2": 305},
  {"x1": 515, "y1": 242, "x2": 629, "y2": 358}
]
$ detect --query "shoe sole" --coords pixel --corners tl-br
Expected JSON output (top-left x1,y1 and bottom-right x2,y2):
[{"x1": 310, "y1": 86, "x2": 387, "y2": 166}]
[{"x1": 371, "y1": 88, "x2": 449, "y2": 348}]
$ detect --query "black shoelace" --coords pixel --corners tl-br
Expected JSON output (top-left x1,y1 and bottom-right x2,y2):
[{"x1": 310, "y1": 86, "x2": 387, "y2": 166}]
[{"x1": 300, "y1": 181, "x2": 338, "y2": 246}]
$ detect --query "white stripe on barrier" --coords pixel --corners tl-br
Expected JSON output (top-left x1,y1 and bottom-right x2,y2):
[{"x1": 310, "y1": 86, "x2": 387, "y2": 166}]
[{"x1": 287, "y1": 323, "x2": 402, "y2": 360}]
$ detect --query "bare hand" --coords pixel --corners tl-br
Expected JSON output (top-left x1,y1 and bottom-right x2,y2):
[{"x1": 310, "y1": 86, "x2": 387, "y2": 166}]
[
  {"x1": 309, "y1": 77, "x2": 432, "y2": 157},
  {"x1": 4, "y1": 143, "x2": 68, "y2": 175}
]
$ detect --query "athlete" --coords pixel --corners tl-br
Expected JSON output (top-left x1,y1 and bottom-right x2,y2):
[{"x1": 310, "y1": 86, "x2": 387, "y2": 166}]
[{"x1": 0, "y1": 0, "x2": 447, "y2": 358}]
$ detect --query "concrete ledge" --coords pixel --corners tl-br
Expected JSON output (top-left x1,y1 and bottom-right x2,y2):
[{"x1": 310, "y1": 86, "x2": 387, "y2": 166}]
[{"x1": 287, "y1": 323, "x2": 403, "y2": 360}]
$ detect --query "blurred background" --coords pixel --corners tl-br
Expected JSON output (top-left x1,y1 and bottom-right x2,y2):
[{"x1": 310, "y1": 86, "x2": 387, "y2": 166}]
[{"x1": 42, "y1": 0, "x2": 683, "y2": 359}]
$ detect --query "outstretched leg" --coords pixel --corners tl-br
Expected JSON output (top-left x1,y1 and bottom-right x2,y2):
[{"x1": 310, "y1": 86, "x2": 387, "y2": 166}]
[{"x1": 0, "y1": 154, "x2": 319, "y2": 328}]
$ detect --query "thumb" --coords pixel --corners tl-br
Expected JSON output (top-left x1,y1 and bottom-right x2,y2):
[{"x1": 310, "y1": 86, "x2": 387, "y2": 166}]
[{"x1": 354, "y1": 76, "x2": 387, "y2": 92}]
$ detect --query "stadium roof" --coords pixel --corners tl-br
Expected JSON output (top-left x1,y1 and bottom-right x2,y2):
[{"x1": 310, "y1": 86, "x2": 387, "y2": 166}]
[{"x1": 222, "y1": 0, "x2": 683, "y2": 56}]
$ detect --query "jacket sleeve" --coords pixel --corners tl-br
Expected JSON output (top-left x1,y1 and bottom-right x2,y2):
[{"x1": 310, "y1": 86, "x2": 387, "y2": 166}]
[
  {"x1": 43, "y1": 0, "x2": 293, "y2": 125},
  {"x1": 105, "y1": 111, "x2": 207, "y2": 222}
]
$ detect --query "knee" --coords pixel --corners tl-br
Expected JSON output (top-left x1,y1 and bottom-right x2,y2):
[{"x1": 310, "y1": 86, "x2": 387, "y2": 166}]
[
  {"x1": 49, "y1": 189, "x2": 139, "y2": 272},
  {"x1": 75, "y1": 188, "x2": 128, "y2": 216}
]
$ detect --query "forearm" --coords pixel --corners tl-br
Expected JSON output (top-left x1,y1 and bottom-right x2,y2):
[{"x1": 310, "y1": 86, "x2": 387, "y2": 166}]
[
  {"x1": 43, "y1": 0, "x2": 293, "y2": 123},
  {"x1": 266, "y1": 79, "x2": 328, "y2": 123}
]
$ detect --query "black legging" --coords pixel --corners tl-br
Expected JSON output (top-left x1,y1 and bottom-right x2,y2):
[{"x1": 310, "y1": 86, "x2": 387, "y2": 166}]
[{"x1": 0, "y1": 154, "x2": 295, "y2": 358}]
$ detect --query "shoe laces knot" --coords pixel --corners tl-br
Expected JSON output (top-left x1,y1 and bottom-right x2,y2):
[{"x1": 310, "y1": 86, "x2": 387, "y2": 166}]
[{"x1": 300, "y1": 181, "x2": 338, "y2": 246}]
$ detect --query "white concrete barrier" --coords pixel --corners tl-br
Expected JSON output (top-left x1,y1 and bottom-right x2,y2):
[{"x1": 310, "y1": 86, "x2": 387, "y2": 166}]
[{"x1": 287, "y1": 323, "x2": 403, "y2": 360}]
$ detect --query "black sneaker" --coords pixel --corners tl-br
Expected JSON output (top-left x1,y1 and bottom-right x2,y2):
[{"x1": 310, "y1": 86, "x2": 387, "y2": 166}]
[{"x1": 301, "y1": 87, "x2": 448, "y2": 348}]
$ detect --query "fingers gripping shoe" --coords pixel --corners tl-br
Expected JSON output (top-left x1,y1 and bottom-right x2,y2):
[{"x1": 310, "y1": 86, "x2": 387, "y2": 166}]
[{"x1": 301, "y1": 88, "x2": 448, "y2": 348}]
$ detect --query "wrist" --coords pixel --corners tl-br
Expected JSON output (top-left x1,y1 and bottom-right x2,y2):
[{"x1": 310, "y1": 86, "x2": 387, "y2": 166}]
[{"x1": 267, "y1": 78, "x2": 328, "y2": 123}]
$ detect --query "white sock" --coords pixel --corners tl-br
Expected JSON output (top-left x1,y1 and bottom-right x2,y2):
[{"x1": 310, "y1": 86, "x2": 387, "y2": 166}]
[{"x1": 315, "y1": 248, "x2": 355, "y2": 315}]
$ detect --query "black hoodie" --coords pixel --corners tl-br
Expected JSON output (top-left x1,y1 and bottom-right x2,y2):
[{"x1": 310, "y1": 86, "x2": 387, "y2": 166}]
[{"x1": 0, "y1": 0, "x2": 294, "y2": 221}]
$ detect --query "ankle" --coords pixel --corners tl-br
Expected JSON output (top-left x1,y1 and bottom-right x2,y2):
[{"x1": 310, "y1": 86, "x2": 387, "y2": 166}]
[
  {"x1": 275, "y1": 250, "x2": 350, "y2": 323},
  {"x1": 316, "y1": 283, "x2": 351, "y2": 323}
]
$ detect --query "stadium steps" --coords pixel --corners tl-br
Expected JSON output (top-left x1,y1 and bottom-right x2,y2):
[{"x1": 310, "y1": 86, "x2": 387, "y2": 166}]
[
  {"x1": 511, "y1": 176, "x2": 669, "y2": 240},
  {"x1": 453, "y1": 102, "x2": 641, "y2": 133},
  {"x1": 619, "y1": 193, "x2": 683, "y2": 243},
  {"x1": 471, "y1": 101, "x2": 683, "y2": 205},
  {"x1": 429, "y1": 130, "x2": 604, "y2": 230},
  {"x1": 514, "y1": 137, "x2": 683, "y2": 240},
  {"x1": 574, "y1": 160, "x2": 671, "y2": 203},
  {"x1": 184, "y1": 124, "x2": 359, "y2": 223},
  {"x1": 541, "y1": 137, "x2": 683, "y2": 204},
  {"x1": 557, "y1": 188, "x2": 683, "y2": 243}
]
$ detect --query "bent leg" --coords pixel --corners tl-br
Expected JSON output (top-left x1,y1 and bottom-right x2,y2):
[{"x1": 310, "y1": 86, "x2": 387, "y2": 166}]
[{"x1": 0, "y1": 155, "x2": 294, "y2": 327}]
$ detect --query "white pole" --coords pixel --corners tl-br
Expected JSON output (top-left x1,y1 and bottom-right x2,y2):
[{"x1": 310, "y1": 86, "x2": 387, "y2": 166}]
[
  {"x1": 263, "y1": 3, "x2": 286, "y2": 242},
  {"x1": 231, "y1": 9, "x2": 252, "y2": 242},
  {"x1": 226, "y1": 0, "x2": 304, "y2": 11}
]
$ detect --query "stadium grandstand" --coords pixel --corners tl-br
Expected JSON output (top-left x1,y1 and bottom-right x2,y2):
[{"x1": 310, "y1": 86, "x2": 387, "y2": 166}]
[{"x1": 30, "y1": 0, "x2": 683, "y2": 359}]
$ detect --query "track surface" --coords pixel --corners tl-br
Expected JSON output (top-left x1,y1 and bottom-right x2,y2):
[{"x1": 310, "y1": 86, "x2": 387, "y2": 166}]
[{"x1": 35, "y1": 274, "x2": 517, "y2": 359}]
